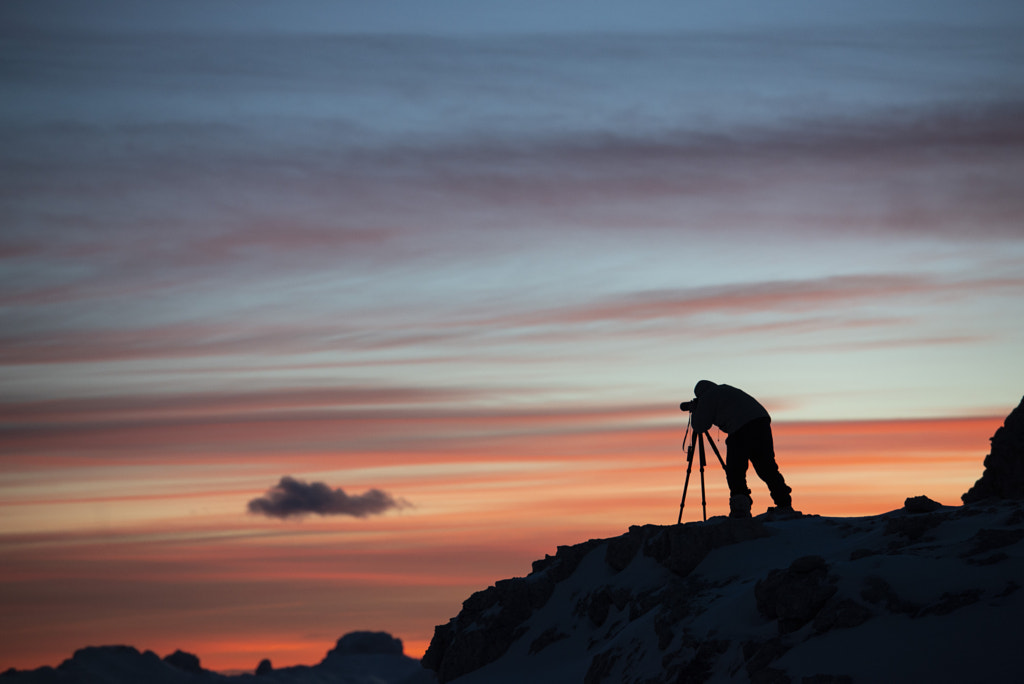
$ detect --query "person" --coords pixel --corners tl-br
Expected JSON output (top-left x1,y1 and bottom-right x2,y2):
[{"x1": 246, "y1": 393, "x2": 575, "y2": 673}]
[{"x1": 689, "y1": 380, "x2": 792, "y2": 518}]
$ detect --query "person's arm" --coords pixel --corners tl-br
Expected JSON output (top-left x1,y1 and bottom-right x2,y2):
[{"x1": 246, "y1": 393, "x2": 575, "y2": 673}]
[{"x1": 691, "y1": 398, "x2": 713, "y2": 433}]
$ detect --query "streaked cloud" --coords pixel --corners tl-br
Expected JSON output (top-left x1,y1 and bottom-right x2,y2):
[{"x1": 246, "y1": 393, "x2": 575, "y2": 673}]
[{"x1": 2, "y1": 272, "x2": 1019, "y2": 369}]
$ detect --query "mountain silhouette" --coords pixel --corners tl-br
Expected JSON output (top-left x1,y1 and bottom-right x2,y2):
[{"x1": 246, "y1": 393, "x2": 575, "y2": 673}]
[{"x1": 0, "y1": 632, "x2": 432, "y2": 684}]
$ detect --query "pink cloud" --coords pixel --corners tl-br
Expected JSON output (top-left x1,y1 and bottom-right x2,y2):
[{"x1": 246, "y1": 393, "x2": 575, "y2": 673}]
[{"x1": 485, "y1": 274, "x2": 1024, "y2": 329}]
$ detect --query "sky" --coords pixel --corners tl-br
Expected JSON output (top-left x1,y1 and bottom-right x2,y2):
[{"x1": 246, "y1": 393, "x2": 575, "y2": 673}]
[{"x1": 2, "y1": 0, "x2": 1023, "y2": 674}]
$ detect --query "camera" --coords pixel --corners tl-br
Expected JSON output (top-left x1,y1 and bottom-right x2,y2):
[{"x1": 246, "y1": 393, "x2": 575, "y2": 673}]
[{"x1": 680, "y1": 399, "x2": 698, "y2": 412}]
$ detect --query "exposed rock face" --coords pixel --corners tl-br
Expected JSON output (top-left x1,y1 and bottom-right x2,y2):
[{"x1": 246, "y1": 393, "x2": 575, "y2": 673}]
[
  {"x1": 963, "y1": 396, "x2": 1024, "y2": 503},
  {"x1": 754, "y1": 555, "x2": 837, "y2": 633}
]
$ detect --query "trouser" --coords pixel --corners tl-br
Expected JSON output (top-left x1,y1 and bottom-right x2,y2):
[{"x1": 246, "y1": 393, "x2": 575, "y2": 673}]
[{"x1": 725, "y1": 417, "x2": 791, "y2": 507}]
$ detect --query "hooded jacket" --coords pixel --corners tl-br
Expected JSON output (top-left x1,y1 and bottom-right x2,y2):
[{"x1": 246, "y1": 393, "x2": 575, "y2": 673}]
[{"x1": 690, "y1": 381, "x2": 769, "y2": 434}]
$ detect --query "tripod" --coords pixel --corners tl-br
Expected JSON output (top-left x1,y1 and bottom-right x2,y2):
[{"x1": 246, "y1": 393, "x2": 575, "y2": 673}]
[{"x1": 677, "y1": 423, "x2": 727, "y2": 523}]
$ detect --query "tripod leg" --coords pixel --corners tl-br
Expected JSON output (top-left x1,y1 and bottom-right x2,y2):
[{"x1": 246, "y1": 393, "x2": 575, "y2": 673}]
[
  {"x1": 677, "y1": 430, "x2": 698, "y2": 524},
  {"x1": 699, "y1": 432, "x2": 708, "y2": 521},
  {"x1": 704, "y1": 432, "x2": 727, "y2": 471}
]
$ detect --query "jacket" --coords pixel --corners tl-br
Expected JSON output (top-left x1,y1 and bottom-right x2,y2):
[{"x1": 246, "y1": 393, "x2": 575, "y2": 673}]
[{"x1": 690, "y1": 382, "x2": 770, "y2": 434}]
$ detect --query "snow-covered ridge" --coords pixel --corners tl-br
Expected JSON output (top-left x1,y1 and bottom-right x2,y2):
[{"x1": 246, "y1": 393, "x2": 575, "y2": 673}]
[{"x1": 424, "y1": 499, "x2": 1024, "y2": 683}]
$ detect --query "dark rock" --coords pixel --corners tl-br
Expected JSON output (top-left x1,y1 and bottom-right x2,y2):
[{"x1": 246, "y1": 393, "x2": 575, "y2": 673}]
[
  {"x1": 654, "y1": 577, "x2": 704, "y2": 649},
  {"x1": 578, "y1": 586, "x2": 630, "y2": 627},
  {"x1": 642, "y1": 518, "x2": 769, "y2": 577},
  {"x1": 961, "y1": 527, "x2": 1024, "y2": 557},
  {"x1": 755, "y1": 556, "x2": 837, "y2": 633},
  {"x1": 1005, "y1": 505, "x2": 1024, "y2": 526},
  {"x1": 420, "y1": 622, "x2": 454, "y2": 673},
  {"x1": 859, "y1": 576, "x2": 919, "y2": 615},
  {"x1": 628, "y1": 588, "x2": 661, "y2": 621},
  {"x1": 674, "y1": 639, "x2": 730, "y2": 683},
  {"x1": 423, "y1": 573, "x2": 545, "y2": 682},
  {"x1": 813, "y1": 598, "x2": 873, "y2": 633},
  {"x1": 584, "y1": 646, "x2": 622, "y2": 684},
  {"x1": 963, "y1": 396, "x2": 1024, "y2": 503},
  {"x1": 531, "y1": 538, "x2": 605, "y2": 581},
  {"x1": 255, "y1": 658, "x2": 273, "y2": 675},
  {"x1": 904, "y1": 495, "x2": 942, "y2": 513},
  {"x1": 743, "y1": 638, "x2": 790, "y2": 675},
  {"x1": 967, "y1": 552, "x2": 1009, "y2": 566},
  {"x1": 859, "y1": 576, "x2": 892, "y2": 606},
  {"x1": 605, "y1": 530, "x2": 643, "y2": 571},
  {"x1": 425, "y1": 621, "x2": 528, "y2": 683},
  {"x1": 921, "y1": 589, "x2": 983, "y2": 616},
  {"x1": 585, "y1": 589, "x2": 606, "y2": 626},
  {"x1": 162, "y1": 650, "x2": 203, "y2": 674},
  {"x1": 884, "y1": 512, "x2": 944, "y2": 542},
  {"x1": 529, "y1": 627, "x2": 570, "y2": 655}
]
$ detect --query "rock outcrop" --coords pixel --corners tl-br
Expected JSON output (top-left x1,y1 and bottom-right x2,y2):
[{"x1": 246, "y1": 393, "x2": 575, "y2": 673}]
[
  {"x1": 963, "y1": 396, "x2": 1024, "y2": 503},
  {"x1": 754, "y1": 555, "x2": 837, "y2": 634}
]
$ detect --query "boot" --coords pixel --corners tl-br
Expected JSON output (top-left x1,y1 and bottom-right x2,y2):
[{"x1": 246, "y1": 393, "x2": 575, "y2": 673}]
[
  {"x1": 729, "y1": 494, "x2": 753, "y2": 519},
  {"x1": 764, "y1": 505, "x2": 800, "y2": 520},
  {"x1": 769, "y1": 491, "x2": 794, "y2": 515}
]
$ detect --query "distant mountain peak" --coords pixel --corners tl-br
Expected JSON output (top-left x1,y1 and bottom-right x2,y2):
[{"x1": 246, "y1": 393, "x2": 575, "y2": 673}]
[{"x1": 0, "y1": 632, "x2": 429, "y2": 684}]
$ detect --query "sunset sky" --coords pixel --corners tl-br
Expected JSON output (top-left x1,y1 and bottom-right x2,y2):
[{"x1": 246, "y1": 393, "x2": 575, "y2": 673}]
[{"x1": 2, "y1": 0, "x2": 1023, "y2": 674}]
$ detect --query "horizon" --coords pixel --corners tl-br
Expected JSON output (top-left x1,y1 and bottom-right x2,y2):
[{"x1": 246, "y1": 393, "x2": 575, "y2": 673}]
[{"x1": 2, "y1": 0, "x2": 1024, "y2": 674}]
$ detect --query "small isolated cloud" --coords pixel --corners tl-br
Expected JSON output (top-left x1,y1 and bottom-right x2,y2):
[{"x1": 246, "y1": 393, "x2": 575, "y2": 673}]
[{"x1": 247, "y1": 476, "x2": 410, "y2": 519}]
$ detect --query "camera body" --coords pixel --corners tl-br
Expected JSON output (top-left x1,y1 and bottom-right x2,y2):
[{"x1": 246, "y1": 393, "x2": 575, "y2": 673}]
[{"x1": 680, "y1": 398, "x2": 698, "y2": 412}]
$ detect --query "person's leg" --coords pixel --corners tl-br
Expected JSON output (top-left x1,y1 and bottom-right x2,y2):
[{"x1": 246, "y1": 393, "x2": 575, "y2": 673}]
[
  {"x1": 724, "y1": 432, "x2": 753, "y2": 517},
  {"x1": 724, "y1": 436, "x2": 751, "y2": 496},
  {"x1": 746, "y1": 419, "x2": 792, "y2": 508}
]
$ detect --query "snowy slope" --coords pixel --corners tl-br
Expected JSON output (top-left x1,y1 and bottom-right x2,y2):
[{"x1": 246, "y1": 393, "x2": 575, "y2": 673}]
[{"x1": 423, "y1": 500, "x2": 1024, "y2": 683}]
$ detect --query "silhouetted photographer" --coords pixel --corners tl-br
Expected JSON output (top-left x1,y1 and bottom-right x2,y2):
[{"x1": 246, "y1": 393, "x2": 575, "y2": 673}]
[{"x1": 682, "y1": 380, "x2": 793, "y2": 518}]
